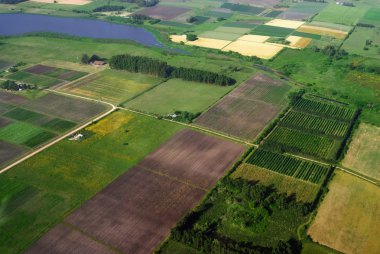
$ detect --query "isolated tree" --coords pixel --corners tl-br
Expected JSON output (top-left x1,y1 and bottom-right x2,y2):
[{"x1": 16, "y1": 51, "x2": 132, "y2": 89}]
[
  {"x1": 81, "y1": 54, "x2": 90, "y2": 64},
  {"x1": 186, "y1": 34, "x2": 198, "y2": 41}
]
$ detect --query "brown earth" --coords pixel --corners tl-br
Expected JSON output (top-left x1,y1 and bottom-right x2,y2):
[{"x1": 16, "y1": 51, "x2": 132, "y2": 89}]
[
  {"x1": 195, "y1": 73, "x2": 287, "y2": 140},
  {"x1": 0, "y1": 117, "x2": 12, "y2": 128},
  {"x1": 25, "y1": 93, "x2": 108, "y2": 123},
  {"x1": 26, "y1": 130, "x2": 244, "y2": 254},
  {"x1": 0, "y1": 91, "x2": 29, "y2": 105},
  {"x1": 139, "y1": 129, "x2": 246, "y2": 189},
  {"x1": 24, "y1": 64, "x2": 56, "y2": 75},
  {"x1": 136, "y1": 6, "x2": 191, "y2": 20},
  {"x1": 0, "y1": 141, "x2": 26, "y2": 167}
]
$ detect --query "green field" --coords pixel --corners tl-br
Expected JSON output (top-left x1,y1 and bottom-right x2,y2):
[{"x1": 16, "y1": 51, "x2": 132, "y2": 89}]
[
  {"x1": 252, "y1": 25, "x2": 294, "y2": 37},
  {"x1": 0, "y1": 111, "x2": 182, "y2": 254},
  {"x1": 198, "y1": 30, "x2": 240, "y2": 40},
  {"x1": 286, "y1": 2, "x2": 327, "y2": 14},
  {"x1": 204, "y1": 11, "x2": 233, "y2": 19},
  {"x1": 6, "y1": 71, "x2": 62, "y2": 88},
  {"x1": 125, "y1": 79, "x2": 232, "y2": 115},
  {"x1": 314, "y1": 4, "x2": 368, "y2": 26},
  {"x1": 361, "y1": 7, "x2": 380, "y2": 26},
  {"x1": 40, "y1": 118, "x2": 77, "y2": 133},
  {"x1": 0, "y1": 122, "x2": 46, "y2": 146},
  {"x1": 60, "y1": 69, "x2": 163, "y2": 104},
  {"x1": 342, "y1": 27, "x2": 380, "y2": 59},
  {"x1": 3, "y1": 108, "x2": 45, "y2": 123},
  {"x1": 223, "y1": 22, "x2": 257, "y2": 29},
  {"x1": 231, "y1": 163, "x2": 321, "y2": 203}
]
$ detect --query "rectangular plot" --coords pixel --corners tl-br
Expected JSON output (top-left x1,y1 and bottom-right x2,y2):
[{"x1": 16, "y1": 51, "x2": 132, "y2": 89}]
[
  {"x1": 136, "y1": 6, "x2": 191, "y2": 20},
  {"x1": 205, "y1": 11, "x2": 233, "y2": 19},
  {"x1": 214, "y1": 26, "x2": 251, "y2": 34},
  {"x1": 0, "y1": 101, "x2": 15, "y2": 114},
  {"x1": 223, "y1": 22, "x2": 258, "y2": 28},
  {"x1": 24, "y1": 64, "x2": 56, "y2": 75},
  {"x1": 0, "y1": 91, "x2": 29, "y2": 105},
  {"x1": 253, "y1": 25, "x2": 294, "y2": 37},
  {"x1": 3, "y1": 108, "x2": 45, "y2": 122},
  {"x1": 221, "y1": 3, "x2": 264, "y2": 14},
  {"x1": 198, "y1": 31, "x2": 241, "y2": 41},
  {"x1": 65, "y1": 167, "x2": 205, "y2": 254},
  {"x1": 7, "y1": 71, "x2": 62, "y2": 88},
  {"x1": 139, "y1": 129, "x2": 245, "y2": 189},
  {"x1": 0, "y1": 122, "x2": 44, "y2": 145},
  {"x1": 0, "y1": 141, "x2": 26, "y2": 166},
  {"x1": 25, "y1": 93, "x2": 108, "y2": 123},
  {"x1": 41, "y1": 118, "x2": 77, "y2": 133},
  {"x1": 23, "y1": 131, "x2": 56, "y2": 148}
]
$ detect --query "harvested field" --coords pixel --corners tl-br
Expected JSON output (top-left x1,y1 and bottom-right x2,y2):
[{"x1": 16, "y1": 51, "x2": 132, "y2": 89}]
[
  {"x1": 231, "y1": 163, "x2": 320, "y2": 203},
  {"x1": 138, "y1": 129, "x2": 245, "y2": 189},
  {"x1": 342, "y1": 124, "x2": 380, "y2": 181},
  {"x1": 170, "y1": 34, "x2": 187, "y2": 43},
  {"x1": 0, "y1": 141, "x2": 25, "y2": 166},
  {"x1": 0, "y1": 91, "x2": 29, "y2": 105},
  {"x1": 264, "y1": 19, "x2": 304, "y2": 29},
  {"x1": 286, "y1": 35, "x2": 312, "y2": 48},
  {"x1": 25, "y1": 93, "x2": 108, "y2": 123},
  {"x1": 25, "y1": 224, "x2": 115, "y2": 254},
  {"x1": 238, "y1": 34, "x2": 269, "y2": 42},
  {"x1": 195, "y1": 73, "x2": 291, "y2": 140},
  {"x1": 308, "y1": 171, "x2": 380, "y2": 254},
  {"x1": 29, "y1": 129, "x2": 243, "y2": 254},
  {"x1": 136, "y1": 6, "x2": 190, "y2": 20},
  {"x1": 24, "y1": 64, "x2": 55, "y2": 75},
  {"x1": 198, "y1": 31, "x2": 241, "y2": 41},
  {"x1": 59, "y1": 69, "x2": 162, "y2": 104},
  {"x1": 252, "y1": 25, "x2": 294, "y2": 37},
  {"x1": 0, "y1": 117, "x2": 12, "y2": 128},
  {"x1": 297, "y1": 24, "x2": 348, "y2": 39},
  {"x1": 24, "y1": 64, "x2": 87, "y2": 81},
  {"x1": 222, "y1": 40, "x2": 284, "y2": 59},
  {"x1": 278, "y1": 11, "x2": 311, "y2": 21},
  {"x1": 30, "y1": 0, "x2": 91, "y2": 5},
  {"x1": 186, "y1": 37, "x2": 232, "y2": 49}
]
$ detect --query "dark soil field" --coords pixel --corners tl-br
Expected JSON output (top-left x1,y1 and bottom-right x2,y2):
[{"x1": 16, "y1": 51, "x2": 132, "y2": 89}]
[
  {"x1": 0, "y1": 91, "x2": 29, "y2": 105},
  {"x1": 0, "y1": 117, "x2": 12, "y2": 127},
  {"x1": 25, "y1": 224, "x2": 116, "y2": 254},
  {"x1": 278, "y1": 11, "x2": 312, "y2": 20},
  {"x1": 227, "y1": 0, "x2": 280, "y2": 7},
  {"x1": 139, "y1": 129, "x2": 246, "y2": 189},
  {"x1": 25, "y1": 93, "x2": 108, "y2": 123},
  {"x1": 27, "y1": 130, "x2": 244, "y2": 254},
  {"x1": 137, "y1": 6, "x2": 191, "y2": 20},
  {"x1": 24, "y1": 64, "x2": 55, "y2": 74},
  {"x1": 0, "y1": 141, "x2": 25, "y2": 166},
  {"x1": 195, "y1": 73, "x2": 290, "y2": 141}
]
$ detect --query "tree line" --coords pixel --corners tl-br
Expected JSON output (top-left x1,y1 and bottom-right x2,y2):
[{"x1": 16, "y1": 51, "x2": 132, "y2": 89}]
[
  {"x1": 122, "y1": 0, "x2": 158, "y2": 7},
  {"x1": 109, "y1": 54, "x2": 236, "y2": 86}
]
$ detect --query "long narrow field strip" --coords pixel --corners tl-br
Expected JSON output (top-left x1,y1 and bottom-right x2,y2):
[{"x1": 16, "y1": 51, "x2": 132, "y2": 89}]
[
  {"x1": 246, "y1": 149, "x2": 330, "y2": 184},
  {"x1": 186, "y1": 37, "x2": 232, "y2": 49},
  {"x1": 252, "y1": 25, "x2": 295, "y2": 37},
  {"x1": 238, "y1": 34, "x2": 270, "y2": 43},
  {"x1": 26, "y1": 129, "x2": 245, "y2": 254},
  {"x1": 198, "y1": 31, "x2": 241, "y2": 41},
  {"x1": 195, "y1": 73, "x2": 291, "y2": 140},
  {"x1": 3, "y1": 108, "x2": 45, "y2": 123},
  {"x1": 280, "y1": 110, "x2": 351, "y2": 137},
  {"x1": 286, "y1": 35, "x2": 312, "y2": 48},
  {"x1": 297, "y1": 24, "x2": 348, "y2": 39},
  {"x1": 6, "y1": 71, "x2": 62, "y2": 88},
  {"x1": 231, "y1": 163, "x2": 321, "y2": 203},
  {"x1": 24, "y1": 64, "x2": 88, "y2": 81},
  {"x1": 263, "y1": 127, "x2": 340, "y2": 161},
  {"x1": 222, "y1": 40, "x2": 284, "y2": 59},
  {"x1": 294, "y1": 97, "x2": 356, "y2": 121},
  {"x1": 264, "y1": 19, "x2": 304, "y2": 29},
  {"x1": 58, "y1": 69, "x2": 163, "y2": 105},
  {"x1": 308, "y1": 171, "x2": 380, "y2": 254}
]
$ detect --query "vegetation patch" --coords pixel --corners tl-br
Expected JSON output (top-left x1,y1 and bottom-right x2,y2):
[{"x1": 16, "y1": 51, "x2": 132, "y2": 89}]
[
  {"x1": 0, "y1": 140, "x2": 26, "y2": 167},
  {"x1": 0, "y1": 122, "x2": 45, "y2": 145},
  {"x1": 252, "y1": 25, "x2": 294, "y2": 37},
  {"x1": 41, "y1": 118, "x2": 77, "y2": 133},
  {"x1": 221, "y1": 3, "x2": 264, "y2": 15},
  {"x1": 22, "y1": 131, "x2": 56, "y2": 148},
  {"x1": 3, "y1": 107, "x2": 45, "y2": 123},
  {"x1": 313, "y1": 4, "x2": 368, "y2": 26},
  {"x1": 6, "y1": 71, "x2": 62, "y2": 88}
]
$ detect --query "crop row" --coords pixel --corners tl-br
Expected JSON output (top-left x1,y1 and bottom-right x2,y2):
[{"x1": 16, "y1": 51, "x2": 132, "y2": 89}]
[
  {"x1": 294, "y1": 97, "x2": 356, "y2": 121},
  {"x1": 263, "y1": 127, "x2": 338, "y2": 161},
  {"x1": 281, "y1": 110, "x2": 350, "y2": 137},
  {"x1": 246, "y1": 149, "x2": 330, "y2": 184}
]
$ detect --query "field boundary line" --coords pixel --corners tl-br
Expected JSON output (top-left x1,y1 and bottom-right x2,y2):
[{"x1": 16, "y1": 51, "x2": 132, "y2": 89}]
[
  {"x1": 61, "y1": 221, "x2": 123, "y2": 254},
  {"x1": 0, "y1": 99, "x2": 116, "y2": 174},
  {"x1": 335, "y1": 166, "x2": 379, "y2": 186},
  {"x1": 119, "y1": 79, "x2": 168, "y2": 106},
  {"x1": 52, "y1": 68, "x2": 104, "y2": 90},
  {"x1": 138, "y1": 166, "x2": 208, "y2": 192}
]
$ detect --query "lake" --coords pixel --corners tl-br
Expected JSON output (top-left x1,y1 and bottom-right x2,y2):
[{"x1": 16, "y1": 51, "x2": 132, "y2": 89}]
[{"x1": 0, "y1": 13, "x2": 163, "y2": 47}]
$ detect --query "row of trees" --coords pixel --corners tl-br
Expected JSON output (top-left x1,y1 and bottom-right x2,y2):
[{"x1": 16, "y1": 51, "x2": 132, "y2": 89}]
[
  {"x1": 109, "y1": 54, "x2": 236, "y2": 86},
  {"x1": 1, "y1": 80, "x2": 35, "y2": 91},
  {"x1": 122, "y1": 0, "x2": 158, "y2": 7},
  {"x1": 93, "y1": 5, "x2": 125, "y2": 12},
  {"x1": 0, "y1": 0, "x2": 26, "y2": 3}
]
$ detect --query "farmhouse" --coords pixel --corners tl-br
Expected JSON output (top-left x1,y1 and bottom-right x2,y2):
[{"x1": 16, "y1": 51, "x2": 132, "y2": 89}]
[{"x1": 91, "y1": 60, "x2": 106, "y2": 66}]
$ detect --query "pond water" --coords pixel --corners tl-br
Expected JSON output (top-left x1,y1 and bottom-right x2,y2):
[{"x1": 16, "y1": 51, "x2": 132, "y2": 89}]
[{"x1": 0, "y1": 13, "x2": 163, "y2": 47}]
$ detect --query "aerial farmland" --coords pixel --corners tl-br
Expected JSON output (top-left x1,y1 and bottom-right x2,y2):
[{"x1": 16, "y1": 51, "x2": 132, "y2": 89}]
[{"x1": 0, "y1": 0, "x2": 379, "y2": 254}]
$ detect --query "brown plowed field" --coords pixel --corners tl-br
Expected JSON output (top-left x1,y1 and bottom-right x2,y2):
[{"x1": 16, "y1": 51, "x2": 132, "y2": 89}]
[
  {"x1": 27, "y1": 130, "x2": 244, "y2": 254},
  {"x1": 0, "y1": 91, "x2": 29, "y2": 105},
  {"x1": 137, "y1": 6, "x2": 190, "y2": 20},
  {"x1": 139, "y1": 129, "x2": 246, "y2": 189},
  {"x1": 0, "y1": 141, "x2": 25, "y2": 166},
  {"x1": 195, "y1": 73, "x2": 290, "y2": 140},
  {"x1": 25, "y1": 224, "x2": 116, "y2": 254},
  {"x1": 25, "y1": 93, "x2": 108, "y2": 123},
  {"x1": 0, "y1": 117, "x2": 12, "y2": 128},
  {"x1": 24, "y1": 64, "x2": 56, "y2": 75}
]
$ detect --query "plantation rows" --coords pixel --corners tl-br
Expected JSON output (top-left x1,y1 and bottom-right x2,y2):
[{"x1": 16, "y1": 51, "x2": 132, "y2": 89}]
[
  {"x1": 294, "y1": 97, "x2": 356, "y2": 122},
  {"x1": 263, "y1": 127, "x2": 337, "y2": 161},
  {"x1": 246, "y1": 149, "x2": 330, "y2": 184},
  {"x1": 281, "y1": 110, "x2": 350, "y2": 137}
]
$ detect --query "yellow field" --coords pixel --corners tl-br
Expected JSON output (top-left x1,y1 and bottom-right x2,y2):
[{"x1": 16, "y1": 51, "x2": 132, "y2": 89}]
[
  {"x1": 40, "y1": 60, "x2": 101, "y2": 73},
  {"x1": 265, "y1": 19, "x2": 304, "y2": 29},
  {"x1": 186, "y1": 37, "x2": 232, "y2": 50},
  {"x1": 222, "y1": 40, "x2": 283, "y2": 59},
  {"x1": 30, "y1": 0, "x2": 91, "y2": 5},
  {"x1": 286, "y1": 36, "x2": 312, "y2": 49},
  {"x1": 342, "y1": 124, "x2": 380, "y2": 181},
  {"x1": 231, "y1": 163, "x2": 320, "y2": 203},
  {"x1": 308, "y1": 171, "x2": 380, "y2": 254},
  {"x1": 169, "y1": 35, "x2": 187, "y2": 43},
  {"x1": 297, "y1": 25, "x2": 348, "y2": 39},
  {"x1": 237, "y1": 34, "x2": 269, "y2": 43}
]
